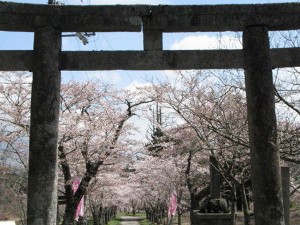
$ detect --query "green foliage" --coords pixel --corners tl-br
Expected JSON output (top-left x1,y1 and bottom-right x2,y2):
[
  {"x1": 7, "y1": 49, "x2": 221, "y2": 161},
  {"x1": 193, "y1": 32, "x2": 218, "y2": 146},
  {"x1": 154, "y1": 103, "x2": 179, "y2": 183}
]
[
  {"x1": 87, "y1": 219, "x2": 93, "y2": 225},
  {"x1": 290, "y1": 200, "x2": 299, "y2": 209},
  {"x1": 104, "y1": 212, "x2": 148, "y2": 225},
  {"x1": 139, "y1": 219, "x2": 151, "y2": 225}
]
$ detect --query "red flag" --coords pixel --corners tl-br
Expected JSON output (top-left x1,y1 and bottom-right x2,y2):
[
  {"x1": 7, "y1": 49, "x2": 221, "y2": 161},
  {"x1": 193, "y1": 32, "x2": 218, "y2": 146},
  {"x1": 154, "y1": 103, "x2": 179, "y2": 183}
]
[{"x1": 168, "y1": 192, "x2": 177, "y2": 216}]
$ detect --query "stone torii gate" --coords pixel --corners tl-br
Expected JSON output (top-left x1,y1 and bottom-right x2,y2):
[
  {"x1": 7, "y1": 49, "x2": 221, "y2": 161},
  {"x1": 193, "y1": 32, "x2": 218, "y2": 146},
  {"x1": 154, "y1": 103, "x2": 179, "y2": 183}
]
[{"x1": 0, "y1": 2, "x2": 300, "y2": 225}]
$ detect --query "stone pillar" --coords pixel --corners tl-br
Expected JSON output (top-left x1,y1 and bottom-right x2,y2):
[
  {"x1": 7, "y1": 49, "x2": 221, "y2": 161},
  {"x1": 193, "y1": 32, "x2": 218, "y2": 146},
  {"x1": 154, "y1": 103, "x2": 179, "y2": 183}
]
[
  {"x1": 209, "y1": 155, "x2": 221, "y2": 199},
  {"x1": 243, "y1": 26, "x2": 285, "y2": 225},
  {"x1": 143, "y1": 30, "x2": 163, "y2": 50},
  {"x1": 143, "y1": 17, "x2": 163, "y2": 51},
  {"x1": 27, "y1": 26, "x2": 61, "y2": 225},
  {"x1": 281, "y1": 166, "x2": 290, "y2": 225}
]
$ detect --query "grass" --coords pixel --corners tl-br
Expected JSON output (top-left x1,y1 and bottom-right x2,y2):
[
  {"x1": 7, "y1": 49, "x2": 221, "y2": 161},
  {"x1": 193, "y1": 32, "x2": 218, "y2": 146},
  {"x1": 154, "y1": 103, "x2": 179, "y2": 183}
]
[
  {"x1": 139, "y1": 218, "x2": 150, "y2": 225},
  {"x1": 107, "y1": 218, "x2": 122, "y2": 225},
  {"x1": 85, "y1": 214, "x2": 124, "y2": 225},
  {"x1": 105, "y1": 212, "x2": 147, "y2": 225}
]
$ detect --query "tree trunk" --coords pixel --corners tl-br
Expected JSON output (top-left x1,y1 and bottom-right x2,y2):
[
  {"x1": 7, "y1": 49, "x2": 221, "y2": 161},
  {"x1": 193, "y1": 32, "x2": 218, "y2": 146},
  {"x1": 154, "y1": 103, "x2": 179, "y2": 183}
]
[
  {"x1": 62, "y1": 203, "x2": 77, "y2": 225},
  {"x1": 241, "y1": 184, "x2": 250, "y2": 225},
  {"x1": 145, "y1": 209, "x2": 150, "y2": 220},
  {"x1": 132, "y1": 205, "x2": 136, "y2": 216},
  {"x1": 177, "y1": 212, "x2": 181, "y2": 225},
  {"x1": 230, "y1": 185, "x2": 236, "y2": 225},
  {"x1": 91, "y1": 205, "x2": 101, "y2": 225},
  {"x1": 92, "y1": 212, "x2": 100, "y2": 225},
  {"x1": 236, "y1": 187, "x2": 243, "y2": 211}
]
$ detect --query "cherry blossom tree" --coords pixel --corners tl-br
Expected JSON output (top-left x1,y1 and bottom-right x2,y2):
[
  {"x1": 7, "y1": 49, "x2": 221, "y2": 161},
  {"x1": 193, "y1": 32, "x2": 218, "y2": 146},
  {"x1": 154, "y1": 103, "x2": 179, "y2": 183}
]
[
  {"x1": 131, "y1": 156, "x2": 174, "y2": 224},
  {"x1": 141, "y1": 60, "x2": 300, "y2": 224},
  {"x1": 0, "y1": 72, "x2": 31, "y2": 223},
  {"x1": 0, "y1": 71, "x2": 152, "y2": 224},
  {"x1": 140, "y1": 70, "x2": 254, "y2": 224},
  {"x1": 0, "y1": 72, "x2": 31, "y2": 170},
  {"x1": 87, "y1": 167, "x2": 125, "y2": 225},
  {"x1": 57, "y1": 79, "x2": 152, "y2": 225}
]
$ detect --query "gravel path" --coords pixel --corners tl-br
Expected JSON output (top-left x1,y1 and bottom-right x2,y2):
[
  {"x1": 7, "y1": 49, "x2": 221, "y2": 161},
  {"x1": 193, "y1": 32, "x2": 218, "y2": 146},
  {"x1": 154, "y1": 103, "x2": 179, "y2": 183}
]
[{"x1": 120, "y1": 216, "x2": 143, "y2": 225}]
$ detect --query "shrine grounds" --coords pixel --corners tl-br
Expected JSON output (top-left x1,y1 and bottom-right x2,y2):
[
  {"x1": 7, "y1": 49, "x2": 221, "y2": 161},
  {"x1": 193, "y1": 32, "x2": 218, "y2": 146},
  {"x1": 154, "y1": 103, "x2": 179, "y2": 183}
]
[{"x1": 104, "y1": 211, "x2": 300, "y2": 225}]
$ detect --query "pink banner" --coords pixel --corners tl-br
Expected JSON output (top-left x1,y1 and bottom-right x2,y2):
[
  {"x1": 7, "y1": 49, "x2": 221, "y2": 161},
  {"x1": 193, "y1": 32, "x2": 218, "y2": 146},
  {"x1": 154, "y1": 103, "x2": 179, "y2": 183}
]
[
  {"x1": 168, "y1": 192, "x2": 177, "y2": 216},
  {"x1": 72, "y1": 179, "x2": 84, "y2": 221}
]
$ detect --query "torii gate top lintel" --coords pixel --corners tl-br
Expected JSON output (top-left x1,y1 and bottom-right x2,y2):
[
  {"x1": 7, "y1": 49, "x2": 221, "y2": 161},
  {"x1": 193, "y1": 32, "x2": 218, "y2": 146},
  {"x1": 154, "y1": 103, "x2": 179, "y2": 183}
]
[
  {"x1": 1, "y1": 1, "x2": 300, "y2": 32},
  {"x1": 1, "y1": 1, "x2": 300, "y2": 71}
]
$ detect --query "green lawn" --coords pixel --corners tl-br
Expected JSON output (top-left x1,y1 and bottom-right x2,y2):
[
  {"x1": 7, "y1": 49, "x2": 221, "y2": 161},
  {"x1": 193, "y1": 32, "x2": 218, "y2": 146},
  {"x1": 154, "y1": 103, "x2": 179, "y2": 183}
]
[
  {"x1": 107, "y1": 218, "x2": 122, "y2": 225},
  {"x1": 86, "y1": 212, "x2": 148, "y2": 225}
]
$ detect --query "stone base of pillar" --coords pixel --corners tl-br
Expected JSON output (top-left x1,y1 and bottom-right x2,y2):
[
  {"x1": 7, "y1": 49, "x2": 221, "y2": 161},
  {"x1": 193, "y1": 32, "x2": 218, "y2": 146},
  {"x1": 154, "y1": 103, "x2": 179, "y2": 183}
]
[{"x1": 191, "y1": 211, "x2": 232, "y2": 225}]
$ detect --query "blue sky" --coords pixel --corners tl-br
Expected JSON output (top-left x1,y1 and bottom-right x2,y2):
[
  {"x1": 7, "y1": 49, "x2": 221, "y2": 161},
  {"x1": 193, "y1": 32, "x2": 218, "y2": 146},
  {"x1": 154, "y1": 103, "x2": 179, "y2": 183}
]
[{"x1": 1, "y1": 0, "x2": 299, "y2": 87}]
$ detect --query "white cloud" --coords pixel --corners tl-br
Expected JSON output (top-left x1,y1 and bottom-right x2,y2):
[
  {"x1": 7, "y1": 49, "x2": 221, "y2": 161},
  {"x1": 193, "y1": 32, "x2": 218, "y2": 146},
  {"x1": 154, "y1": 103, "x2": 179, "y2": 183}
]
[
  {"x1": 125, "y1": 80, "x2": 151, "y2": 92},
  {"x1": 170, "y1": 34, "x2": 242, "y2": 50}
]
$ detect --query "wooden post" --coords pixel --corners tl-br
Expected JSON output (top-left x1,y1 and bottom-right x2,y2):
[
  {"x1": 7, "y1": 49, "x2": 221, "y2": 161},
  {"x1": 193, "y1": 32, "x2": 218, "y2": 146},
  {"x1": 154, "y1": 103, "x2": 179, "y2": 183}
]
[
  {"x1": 27, "y1": 26, "x2": 61, "y2": 225},
  {"x1": 281, "y1": 166, "x2": 290, "y2": 225},
  {"x1": 243, "y1": 26, "x2": 285, "y2": 225}
]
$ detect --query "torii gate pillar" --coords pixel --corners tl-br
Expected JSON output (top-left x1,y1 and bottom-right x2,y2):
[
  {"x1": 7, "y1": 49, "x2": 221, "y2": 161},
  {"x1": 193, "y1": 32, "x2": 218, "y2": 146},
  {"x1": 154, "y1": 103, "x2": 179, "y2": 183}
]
[
  {"x1": 244, "y1": 26, "x2": 285, "y2": 225},
  {"x1": 27, "y1": 26, "x2": 61, "y2": 225}
]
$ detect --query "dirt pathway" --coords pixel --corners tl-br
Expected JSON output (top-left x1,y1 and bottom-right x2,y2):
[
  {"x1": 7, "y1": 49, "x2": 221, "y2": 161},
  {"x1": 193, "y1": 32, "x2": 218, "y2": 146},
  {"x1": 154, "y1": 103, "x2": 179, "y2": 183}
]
[{"x1": 120, "y1": 216, "x2": 143, "y2": 225}]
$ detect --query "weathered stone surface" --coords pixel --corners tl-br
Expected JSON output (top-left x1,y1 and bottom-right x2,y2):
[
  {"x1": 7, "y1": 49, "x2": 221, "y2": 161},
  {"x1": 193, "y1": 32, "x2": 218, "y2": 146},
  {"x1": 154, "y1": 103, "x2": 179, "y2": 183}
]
[
  {"x1": 0, "y1": 1, "x2": 147, "y2": 32},
  {"x1": 244, "y1": 26, "x2": 284, "y2": 225},
  {"x1": 27, "y1": 26, "x2": 61, "y2": 225},
  {"x1": 1, "y1": 2, "x2": 300, "y2": 32},
  {"x1": 191, "y1": 211, "x2": 231, "y2": 225},
  {"x1": 210, "y1": 156, "x2": 221, "y2": 199},
  {"x1": 0, "y1": 50, "x2": 33, "y2": 71},
  {"x1": 199, "y1": 197, "x2": 229, "y2": 213},
  {"x1": 143, "y1": 30, "x2": 162, "y2": 51},
  {"x1": 2, "y1": 48, "x2": 300, "y2": 71},
  {"x1": 146, "y1": 3, "x2": 300, "y2": 32},
  {"x1": 60, "y1": 50, "x2": 243, "y2": 70}
]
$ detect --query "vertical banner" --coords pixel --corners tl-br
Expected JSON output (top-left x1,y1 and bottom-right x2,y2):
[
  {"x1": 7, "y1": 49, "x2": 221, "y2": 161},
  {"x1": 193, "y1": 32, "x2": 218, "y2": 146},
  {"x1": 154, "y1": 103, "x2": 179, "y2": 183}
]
[
  {"x1": 72, "y1": 179, "x2": 84, "y2": 221},
  {"x1": 168, "y1": 192, "x2": 177, "y2": 216}
]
